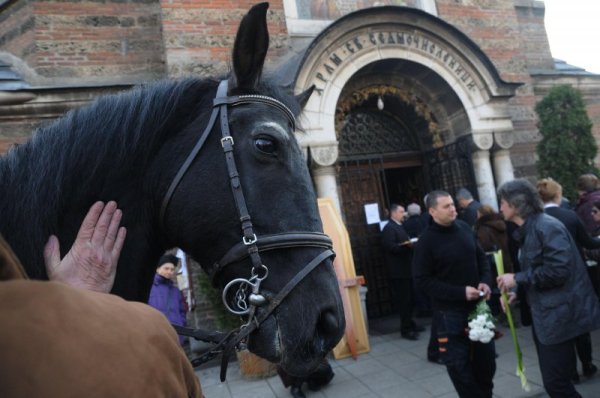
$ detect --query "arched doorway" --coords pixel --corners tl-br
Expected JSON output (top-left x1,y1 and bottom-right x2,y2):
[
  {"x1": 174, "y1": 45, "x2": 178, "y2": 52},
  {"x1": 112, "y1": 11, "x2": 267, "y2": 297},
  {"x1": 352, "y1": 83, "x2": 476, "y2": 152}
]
[
  {"x1": 336, "y1": 93, "x2": 426, "y2": 317},
  {"x1": 293, "y1": 6, "x2": 520, "y2": 318},
  {"x1": 335, "y1": 63, "x2": 479, "y2": 318}
]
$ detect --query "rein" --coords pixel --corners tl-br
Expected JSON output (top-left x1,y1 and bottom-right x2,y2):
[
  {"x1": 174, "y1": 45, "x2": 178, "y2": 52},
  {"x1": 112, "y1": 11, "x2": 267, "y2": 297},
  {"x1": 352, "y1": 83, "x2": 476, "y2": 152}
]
[{"x1": 160, "y1": 80, "x2": 335, "y2": 381}]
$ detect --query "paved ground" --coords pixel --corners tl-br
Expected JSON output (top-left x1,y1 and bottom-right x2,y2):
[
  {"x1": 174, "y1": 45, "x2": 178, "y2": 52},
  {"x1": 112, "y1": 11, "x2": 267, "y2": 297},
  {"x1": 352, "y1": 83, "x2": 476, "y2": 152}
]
[{"x1": 194, "y1": 315, "x2": 600, "y2": 397}]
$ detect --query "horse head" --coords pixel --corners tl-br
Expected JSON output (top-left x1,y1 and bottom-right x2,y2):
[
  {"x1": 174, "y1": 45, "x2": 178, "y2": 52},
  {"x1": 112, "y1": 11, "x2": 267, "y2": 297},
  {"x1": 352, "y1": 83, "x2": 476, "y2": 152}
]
[{"x1": 154, "y1": 2, "x2": 345, "y2": 376}]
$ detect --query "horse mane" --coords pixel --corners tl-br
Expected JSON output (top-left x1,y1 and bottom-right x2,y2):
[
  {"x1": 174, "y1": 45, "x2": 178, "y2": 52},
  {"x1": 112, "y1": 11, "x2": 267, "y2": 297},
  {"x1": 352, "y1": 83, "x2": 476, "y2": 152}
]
[
  {"x1": 0, "y1": 75, "x2": 302, "y2": 280},
  {"x1": 0, "y1": 77, "x2": 217, "y2": 278}
]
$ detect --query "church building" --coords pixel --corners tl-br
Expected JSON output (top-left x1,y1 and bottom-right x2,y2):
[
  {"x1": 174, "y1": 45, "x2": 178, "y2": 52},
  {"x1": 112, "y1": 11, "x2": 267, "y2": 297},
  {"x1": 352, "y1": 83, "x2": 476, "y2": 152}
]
[{"x1": 2, "y1": 0, "x2": 599, "y2": 317}]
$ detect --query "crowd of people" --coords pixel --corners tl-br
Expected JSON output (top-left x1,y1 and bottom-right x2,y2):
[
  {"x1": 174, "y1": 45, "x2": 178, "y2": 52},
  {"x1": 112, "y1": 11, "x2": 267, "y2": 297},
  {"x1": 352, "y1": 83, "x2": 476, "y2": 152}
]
[
  {"x1": 5, "y1": 169, "x2": 600, "y2": 397},
  {"x1": 382, "y1": 175, "x2": 600, "y2": 397}
]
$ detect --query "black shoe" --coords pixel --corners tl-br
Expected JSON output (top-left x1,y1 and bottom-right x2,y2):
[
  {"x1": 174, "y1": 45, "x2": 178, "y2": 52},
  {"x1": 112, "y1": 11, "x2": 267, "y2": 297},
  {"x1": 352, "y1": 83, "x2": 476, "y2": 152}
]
[
  {"x1": 290, "y1": 386, "x2": 306, "y2": 398},
  {"x1": 428, "y1": 356, "x2": 444, "y2": 365},
  {"x1": 401, "y1": 331, "x2": 419, "y2": 340},
  {"x1": 583, "y1": 363, "x2": 598, "y2": 377},
  {"x1": 413, "y1": 324, "x2": 425, "y2": 333}
]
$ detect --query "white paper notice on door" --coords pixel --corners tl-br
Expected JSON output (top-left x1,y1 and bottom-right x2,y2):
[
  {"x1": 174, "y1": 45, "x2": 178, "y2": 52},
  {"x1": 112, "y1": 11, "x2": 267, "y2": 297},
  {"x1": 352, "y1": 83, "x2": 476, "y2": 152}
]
[{"x1": 364, "y1": 203, "x2": 381, "y2": 224}]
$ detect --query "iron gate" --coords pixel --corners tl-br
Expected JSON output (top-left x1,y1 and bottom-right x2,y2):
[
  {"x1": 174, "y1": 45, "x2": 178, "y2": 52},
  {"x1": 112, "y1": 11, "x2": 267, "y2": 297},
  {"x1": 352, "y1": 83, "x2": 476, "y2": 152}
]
[
  {"x1": 424, "y1": 135, "x2": 478, "y2": 199},
  {"x1": 338, "y1": 157, "x2": 392, "y2": 318}
]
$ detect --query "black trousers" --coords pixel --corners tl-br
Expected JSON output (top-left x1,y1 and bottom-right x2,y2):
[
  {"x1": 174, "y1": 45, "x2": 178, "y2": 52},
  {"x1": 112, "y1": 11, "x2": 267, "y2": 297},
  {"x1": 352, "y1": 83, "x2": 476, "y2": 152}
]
[
  {"x1": 533, "y1": 329, "x2": 581, "y2": 398},
  {"x1": 574, "y1": 332, "x2": 593, "y2": 367},
  {"x1": 434, "y1": 309, "x2": 496, "y2": 398},
  {"x1": 428, "y1": 316, "x2": 439, "y2": 359},
  {"x1": 391, "y1": 278, "x2": 415, "y2": 334}
]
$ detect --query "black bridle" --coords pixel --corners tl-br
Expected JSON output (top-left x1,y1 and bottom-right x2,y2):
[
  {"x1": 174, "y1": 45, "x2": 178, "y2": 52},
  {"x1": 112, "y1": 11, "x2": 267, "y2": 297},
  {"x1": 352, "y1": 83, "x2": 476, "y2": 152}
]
[{"x1": 159, "y1": 80, "x2": 335, "y2": 381}]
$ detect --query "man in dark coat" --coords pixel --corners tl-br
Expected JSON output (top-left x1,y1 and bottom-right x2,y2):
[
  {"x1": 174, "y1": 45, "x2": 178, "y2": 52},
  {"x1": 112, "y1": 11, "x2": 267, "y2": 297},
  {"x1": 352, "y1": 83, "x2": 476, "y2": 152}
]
[
  {"x1": 456, "y1": 188, "x2": 481, "y2": 227},
  {"x1": 404, "y1": 202, "x2": 426, "y2": 238},
  {"x1": 498, "y1": 179, "x2": 600, "y2": 398},
  {"x1": 381, "y1": 204, "x2": 421, "y2": 340},
  {"x1": 537, "y1": 178, "x2": 600, "y2": 381}
]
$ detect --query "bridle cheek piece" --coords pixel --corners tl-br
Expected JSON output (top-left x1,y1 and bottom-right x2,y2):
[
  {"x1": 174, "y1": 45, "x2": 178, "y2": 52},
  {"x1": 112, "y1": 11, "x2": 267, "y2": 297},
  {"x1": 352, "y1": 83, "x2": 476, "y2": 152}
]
[{"x1": 159, "y1": 80, "x2": 335, "y2": 381}]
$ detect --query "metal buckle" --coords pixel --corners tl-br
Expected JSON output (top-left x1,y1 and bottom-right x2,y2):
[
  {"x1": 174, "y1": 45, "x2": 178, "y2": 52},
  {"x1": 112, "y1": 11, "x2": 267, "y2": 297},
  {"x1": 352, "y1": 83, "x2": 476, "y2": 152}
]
[
  {"x1": 243, "y1": 234, "x2": 257, "y2": 245},
  {"x1": 221, "y1": 136, "x2": 234, "y2": 147}
]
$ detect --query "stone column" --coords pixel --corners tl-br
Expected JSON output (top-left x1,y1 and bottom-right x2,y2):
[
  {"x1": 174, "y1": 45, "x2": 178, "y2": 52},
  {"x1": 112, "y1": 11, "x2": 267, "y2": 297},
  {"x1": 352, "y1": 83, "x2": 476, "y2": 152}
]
[
  {"x1": 313, "y1": 166, "x2": 341, "y2": 214},
  {"x1": 310, "y1": 145, "x2": 341, "y2": 214},
  {"x1": 472, "y1": 150, "x2": 498, "y2": 210},
  {"x1": 471, "y1": 133, "x2": 498, "y2": 210},
  {"x1": 492, "y1": 131, "x2": 516, "y2": 188},
  {"x1": 493, "y1": 149, "x2": 515, "y2": 187}
]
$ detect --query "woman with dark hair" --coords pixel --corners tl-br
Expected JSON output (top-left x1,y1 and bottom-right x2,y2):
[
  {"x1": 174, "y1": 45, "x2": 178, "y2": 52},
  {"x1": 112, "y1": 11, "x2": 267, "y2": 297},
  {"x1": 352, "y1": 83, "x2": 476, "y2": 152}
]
[
  {"x1": 475, "y1": 205, "x2": 513, "y2": 273},
  {"x1": 474, "y1": 205, "x2": 513, "y2": 316},
  {"x1": 497, "y1": 179, "x2": 600, "y2": 397}
]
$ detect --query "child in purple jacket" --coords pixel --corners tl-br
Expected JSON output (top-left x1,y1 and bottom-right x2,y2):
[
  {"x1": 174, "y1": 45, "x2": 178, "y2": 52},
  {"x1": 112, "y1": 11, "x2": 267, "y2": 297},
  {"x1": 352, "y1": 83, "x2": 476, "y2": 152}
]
[{"x1": 148, "y1": 254, "x2": 187, "y2": 345}]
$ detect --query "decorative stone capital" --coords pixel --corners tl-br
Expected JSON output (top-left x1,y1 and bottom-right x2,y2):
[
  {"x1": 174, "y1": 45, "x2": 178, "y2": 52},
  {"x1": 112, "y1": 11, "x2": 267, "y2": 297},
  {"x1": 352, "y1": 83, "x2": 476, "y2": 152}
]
[
  {"x1": 493, "y1": 130, "x2": 514, "y2": 149},
  {"x1": 472, "y1": 132, "x2": 494, "y2": 151},
  {"x1": 310, "y1": 145, "x2": 338, "y2": 166}
]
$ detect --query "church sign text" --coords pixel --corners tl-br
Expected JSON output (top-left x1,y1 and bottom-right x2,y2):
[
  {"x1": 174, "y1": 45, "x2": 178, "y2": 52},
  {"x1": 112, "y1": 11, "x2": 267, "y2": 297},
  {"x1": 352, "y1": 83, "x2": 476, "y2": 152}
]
[{"x1": 311, "y1": 30, "x2": 478, "y2": 96}]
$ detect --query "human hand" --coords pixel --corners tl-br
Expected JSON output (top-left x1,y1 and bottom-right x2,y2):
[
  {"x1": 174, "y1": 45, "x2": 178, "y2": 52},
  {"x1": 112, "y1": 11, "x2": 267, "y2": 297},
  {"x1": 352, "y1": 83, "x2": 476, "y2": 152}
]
[
  {"x1": 465, "y1": 286, "x2": 481, "y2": 301},
  {"x1": 477, "y1": 283, "x2": 491, "y2": 300},
  {"x1": 496, "y1": 273, "x2": 516, "y2": 293},
  {"x1": 499, "y1": 292, "x2": 517, "y2": 313},
  {"x1": 44, "y1": 201, "x2": 126, "y2": 293}
]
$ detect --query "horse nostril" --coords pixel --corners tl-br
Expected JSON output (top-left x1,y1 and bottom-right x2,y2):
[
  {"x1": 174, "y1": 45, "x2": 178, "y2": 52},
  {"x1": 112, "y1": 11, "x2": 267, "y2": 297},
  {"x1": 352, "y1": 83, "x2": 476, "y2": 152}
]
[{"x1": 317, "y1": 310, "x2": 340, "y2": 337}]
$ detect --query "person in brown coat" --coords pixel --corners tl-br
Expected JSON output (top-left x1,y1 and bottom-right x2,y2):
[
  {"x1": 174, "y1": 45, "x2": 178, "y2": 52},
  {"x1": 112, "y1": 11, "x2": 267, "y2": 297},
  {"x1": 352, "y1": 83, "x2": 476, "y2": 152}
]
[
  {"x1": 474, "y1": 205, "x2": 513, "y2": 274},
  {"x1": 0, "y1": 202, "x2": 203, "y2": 398},
  {"x1": 474, "y1": 204, "x2": 513, "y2": 316}
]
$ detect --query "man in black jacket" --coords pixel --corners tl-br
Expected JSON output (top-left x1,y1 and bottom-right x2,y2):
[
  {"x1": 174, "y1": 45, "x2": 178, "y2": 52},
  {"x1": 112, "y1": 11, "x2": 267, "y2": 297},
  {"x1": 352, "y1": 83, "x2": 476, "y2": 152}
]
[
  {"x1": 413, "y1": 191, "x2": 495, "y2": 397},
  {"x1": 538, "y1": 178, "x2": 600, "y2": 382},
  {"x1": 498, "y1": 179, "x2": 600, "y2": 398},
  {"x1": 456, "y1": 187, "x2": 481, "y2": 227},
  {"x1": 381, "y1": 204, "x2": 421, "y2": 340}
]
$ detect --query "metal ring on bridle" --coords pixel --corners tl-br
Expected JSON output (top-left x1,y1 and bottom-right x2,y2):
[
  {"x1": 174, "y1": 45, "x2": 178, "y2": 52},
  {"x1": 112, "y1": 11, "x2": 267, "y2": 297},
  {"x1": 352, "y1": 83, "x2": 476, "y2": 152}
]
[
  {"x1": 251, "y1": 264, "x2": 268, "y2": 280},
  {"x1": 222, "y1": 278, "x2": 256, "y2": 315}
]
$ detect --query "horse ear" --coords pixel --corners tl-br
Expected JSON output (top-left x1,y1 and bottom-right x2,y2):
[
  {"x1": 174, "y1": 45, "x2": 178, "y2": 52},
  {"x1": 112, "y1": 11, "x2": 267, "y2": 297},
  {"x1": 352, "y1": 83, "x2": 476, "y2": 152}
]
[
  {"x1": 295, "y1": 85, "x2": 315, "y2": 109},
  {"x1": 231, "y1": 2, "x2": 270, "y2": 91}
]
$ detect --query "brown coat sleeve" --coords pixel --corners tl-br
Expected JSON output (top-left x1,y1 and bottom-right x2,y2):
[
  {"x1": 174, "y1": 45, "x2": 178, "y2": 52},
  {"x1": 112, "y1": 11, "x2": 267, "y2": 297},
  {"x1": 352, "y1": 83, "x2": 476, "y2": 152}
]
[
  {"x1": 0, "y1": 234, "x2": 202, "y2": 398},
  {"x1": 0, "y1": 234, "x2": 28, "y2": 281}
]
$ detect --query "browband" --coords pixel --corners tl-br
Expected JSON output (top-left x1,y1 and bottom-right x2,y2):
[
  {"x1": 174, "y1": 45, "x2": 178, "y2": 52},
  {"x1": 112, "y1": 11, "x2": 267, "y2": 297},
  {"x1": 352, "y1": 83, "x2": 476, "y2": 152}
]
[{"x1": 210, "y1": 232, "x2": 333, "y2": 283}]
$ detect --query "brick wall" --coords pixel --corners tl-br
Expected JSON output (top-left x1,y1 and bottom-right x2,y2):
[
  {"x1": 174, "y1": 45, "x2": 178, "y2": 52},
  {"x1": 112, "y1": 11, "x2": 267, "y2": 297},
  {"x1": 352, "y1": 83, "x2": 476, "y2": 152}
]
[
  {"x1": 436, "y1": 0, "x2": 542, "y2": 180},
  {"x1": 514, "y1": 0, "x2": 554, "y2": 72},
  {"x1": 1, "y1": 0, "x2": 166, "y2": 85},
  {"x1": 0, "y1": 1, "x2": 35, "y2": 65},
  {"x1": 159, "y1": 0, "x2": 289, "y2": 77}
]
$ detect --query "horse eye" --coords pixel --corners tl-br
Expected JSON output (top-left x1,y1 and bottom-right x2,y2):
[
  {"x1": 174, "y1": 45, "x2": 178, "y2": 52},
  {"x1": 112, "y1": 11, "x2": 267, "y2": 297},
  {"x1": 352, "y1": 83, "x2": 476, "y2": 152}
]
[{"x1": 254, "y1": 136, "x2": 277, "y2": 155}]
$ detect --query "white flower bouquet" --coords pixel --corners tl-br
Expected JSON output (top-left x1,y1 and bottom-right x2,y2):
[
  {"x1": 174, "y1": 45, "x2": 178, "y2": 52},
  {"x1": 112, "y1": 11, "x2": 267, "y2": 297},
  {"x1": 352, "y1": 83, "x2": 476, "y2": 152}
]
[{"x1": 467, "y1": 299, "x2": 496, "y2": 343}]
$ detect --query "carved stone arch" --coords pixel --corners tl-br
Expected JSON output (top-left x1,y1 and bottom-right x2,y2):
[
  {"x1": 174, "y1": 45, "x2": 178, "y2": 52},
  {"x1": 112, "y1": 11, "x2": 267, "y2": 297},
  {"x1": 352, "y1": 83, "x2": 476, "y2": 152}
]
[{"x1": 293, "y1": 6, "x2": 521, "y2": 156}]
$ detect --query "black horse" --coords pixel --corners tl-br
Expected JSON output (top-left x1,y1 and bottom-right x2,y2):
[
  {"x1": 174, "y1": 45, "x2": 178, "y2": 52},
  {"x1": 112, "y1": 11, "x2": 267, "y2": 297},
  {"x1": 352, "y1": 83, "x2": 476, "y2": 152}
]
[{"x1": 0, "y1": 2, "x2": 344, "y2": 376}]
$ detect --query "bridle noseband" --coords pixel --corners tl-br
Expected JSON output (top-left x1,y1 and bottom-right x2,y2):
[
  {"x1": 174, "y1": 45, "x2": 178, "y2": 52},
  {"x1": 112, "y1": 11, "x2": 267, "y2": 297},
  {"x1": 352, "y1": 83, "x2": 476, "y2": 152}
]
[{"x1": 160, "y1": 80, "x2": 335, "y2": 381}]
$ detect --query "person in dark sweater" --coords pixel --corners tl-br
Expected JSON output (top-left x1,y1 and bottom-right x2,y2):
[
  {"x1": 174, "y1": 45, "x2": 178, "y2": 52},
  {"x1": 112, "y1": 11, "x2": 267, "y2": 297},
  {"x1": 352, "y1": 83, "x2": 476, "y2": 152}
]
[
  {"x1": 413, "y1": 190, "x2": 495, "y2": 398},
  {"x1": 381, "y1": 204, "x2": 422, "y2": 340}
]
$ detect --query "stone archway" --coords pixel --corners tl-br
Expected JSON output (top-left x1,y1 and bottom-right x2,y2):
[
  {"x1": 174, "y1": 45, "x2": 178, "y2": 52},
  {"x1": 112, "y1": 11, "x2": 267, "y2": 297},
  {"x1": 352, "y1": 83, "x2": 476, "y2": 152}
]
[{"x1": 293, "y1": 6, "x2": 520, "y2": 211}]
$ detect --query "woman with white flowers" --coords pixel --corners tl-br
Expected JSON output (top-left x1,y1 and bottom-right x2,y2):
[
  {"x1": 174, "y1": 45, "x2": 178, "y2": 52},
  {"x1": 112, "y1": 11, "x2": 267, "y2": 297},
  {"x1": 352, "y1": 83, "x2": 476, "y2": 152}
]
[{"x1": 497, "y1": 179, "x2": 600, "y2": 398}]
